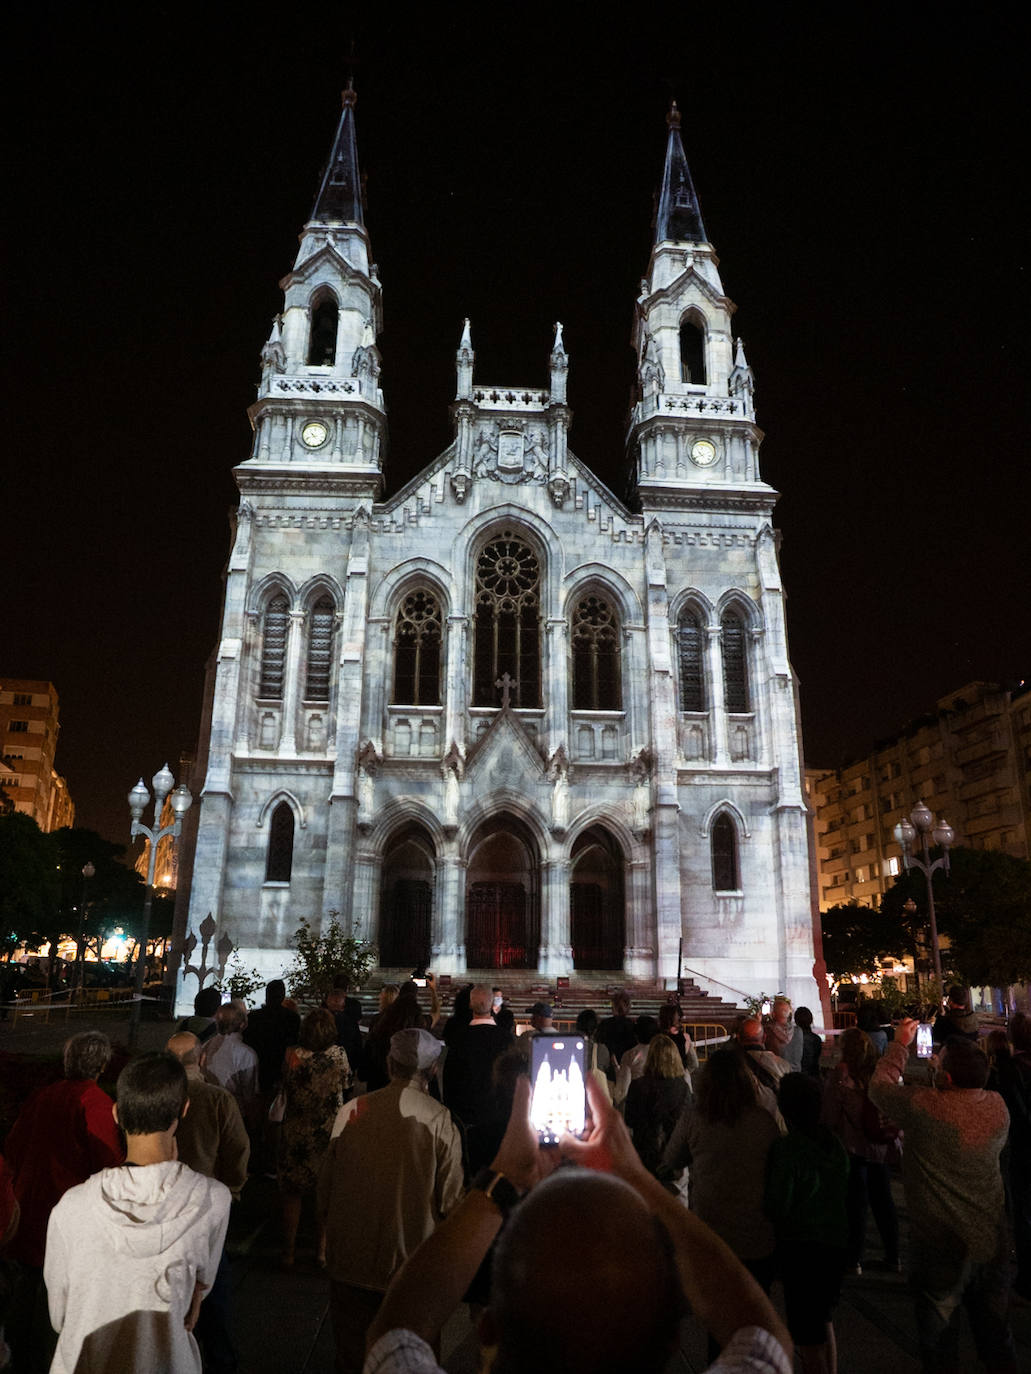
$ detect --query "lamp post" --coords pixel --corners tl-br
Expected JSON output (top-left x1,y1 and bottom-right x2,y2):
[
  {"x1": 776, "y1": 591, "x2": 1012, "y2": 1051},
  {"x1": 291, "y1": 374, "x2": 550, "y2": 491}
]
[
  {"x1": 75, "y1": 861, "x2": 95, "y2": 993},
  {"x1": 127, "y1": 764, "x2": 192, "y2": 1050},
  {"x1": 893, "y1": 800, "x2": 955, "y2": 996}
]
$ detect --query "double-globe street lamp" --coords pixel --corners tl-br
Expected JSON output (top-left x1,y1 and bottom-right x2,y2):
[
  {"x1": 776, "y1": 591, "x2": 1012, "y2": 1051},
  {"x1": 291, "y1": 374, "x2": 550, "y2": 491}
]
[
  {"x1": 75, "y1": 861, "x2": 95, "y2": 993},
  {"x1": 893, "y1": 800, "x2": 955, "y2": 995},
  {"x1": 127, "y1": 764, "x2": 192, "y2": 1050}
]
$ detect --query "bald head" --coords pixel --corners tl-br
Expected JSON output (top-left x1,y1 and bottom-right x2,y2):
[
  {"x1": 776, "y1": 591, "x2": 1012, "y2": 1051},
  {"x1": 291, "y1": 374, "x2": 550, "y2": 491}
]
[
  {"x1": 166, "y1": 1031, "x2": 202, "y2": 1066},
  {"x1": 739, "y1": 1017, "x2": 764, "y2": 1045},
  {"x1": 490, "y1": 1170, "x2": 682, "y2": 1374}
]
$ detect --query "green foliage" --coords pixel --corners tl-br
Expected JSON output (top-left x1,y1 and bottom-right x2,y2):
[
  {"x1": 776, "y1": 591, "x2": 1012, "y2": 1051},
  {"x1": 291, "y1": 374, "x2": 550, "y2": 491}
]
[
  {"x1": 215, "y1": 951, "x2": 266, "y2": 1006},
  {"x1": 0, "y1": 812, "x2": 60, "y2": 953},
  {"x1": 287, "y1": 911, "x2": 376, "y2": 1003},
  {"x1": 819, "y1": 900, "x2": 920, "y2": 980},
  {"x1": 881, "y1": 846, "x2": 1031, "y2": 988},
  {"x1": 52, "y1": 827, "x2": 147, "y2": 956},
  {"x1": 743, "y1": 991, "x2": 780, "y2": 1018}
]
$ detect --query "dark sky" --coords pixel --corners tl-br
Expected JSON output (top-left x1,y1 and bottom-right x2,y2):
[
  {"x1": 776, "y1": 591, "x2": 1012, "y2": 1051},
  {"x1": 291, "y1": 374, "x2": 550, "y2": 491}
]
[{"x1": 7, "y1": 6, "x2": 1029, "y2": 845}]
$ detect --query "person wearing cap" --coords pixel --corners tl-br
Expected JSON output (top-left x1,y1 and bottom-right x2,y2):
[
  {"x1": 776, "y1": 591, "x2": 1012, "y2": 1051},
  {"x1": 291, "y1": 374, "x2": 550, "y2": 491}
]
[
  {"x1": 317, "y1": 1027, "x2": 464, "y2": 1374},
  {"x1": 528, "y1": 1002, "x2": 558, "y2": 1036}
]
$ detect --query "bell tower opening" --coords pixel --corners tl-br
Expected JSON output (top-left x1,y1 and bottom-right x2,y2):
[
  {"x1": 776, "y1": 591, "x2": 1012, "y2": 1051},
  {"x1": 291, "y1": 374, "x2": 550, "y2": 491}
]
[{"x1": 465, "y1": 816, "x2": 540, "y2": 969}]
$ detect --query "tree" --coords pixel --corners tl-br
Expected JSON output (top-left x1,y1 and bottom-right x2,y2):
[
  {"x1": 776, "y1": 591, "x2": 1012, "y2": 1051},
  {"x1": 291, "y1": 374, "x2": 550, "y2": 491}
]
[
  {"x1": 881, "y1": 846, "x2": 1031, "y2": 989},
  {"x1": 52, "y1": 828, "x2": 147, "y2": 962},
  {"x1": 819, "y1": 900, "x2": 921, "y2": 980},
  {"x1": 0, "y1": 812, "x2": 59, "y2": 956},
  {"x1": 287, "y1": 912, "x2": 376, "y2": 1003}
]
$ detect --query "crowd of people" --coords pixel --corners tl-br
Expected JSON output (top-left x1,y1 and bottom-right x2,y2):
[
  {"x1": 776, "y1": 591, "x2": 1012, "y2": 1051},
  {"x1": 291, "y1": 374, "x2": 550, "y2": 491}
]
[{"x1": 0, "y1": 977, "x2": 1028, "y2": 1374}]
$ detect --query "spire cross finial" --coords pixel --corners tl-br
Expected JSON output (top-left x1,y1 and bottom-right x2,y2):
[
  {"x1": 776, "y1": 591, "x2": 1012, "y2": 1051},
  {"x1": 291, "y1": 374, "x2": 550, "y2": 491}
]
[
  {"x1": 495, "y1": 674, "x2": 515, "y2": 710},
  {"x1": 667, "y1": 100, "x2": 681, "y2": 130}
]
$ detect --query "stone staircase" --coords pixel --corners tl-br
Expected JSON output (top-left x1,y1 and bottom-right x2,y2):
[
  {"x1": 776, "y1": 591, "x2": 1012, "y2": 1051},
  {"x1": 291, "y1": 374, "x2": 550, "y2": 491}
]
[{"x1": 358, "y1": 970, "x2": 741, "y2": 1032}]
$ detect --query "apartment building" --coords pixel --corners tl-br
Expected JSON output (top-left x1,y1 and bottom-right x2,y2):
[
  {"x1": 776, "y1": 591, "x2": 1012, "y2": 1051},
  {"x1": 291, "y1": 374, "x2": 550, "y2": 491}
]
[
  {"x1": 0, "y1": 679, "x2": 75, "y2": 831},
  {"x1": 808, "y1": 680, "x2": 1031, "y2": 912}
]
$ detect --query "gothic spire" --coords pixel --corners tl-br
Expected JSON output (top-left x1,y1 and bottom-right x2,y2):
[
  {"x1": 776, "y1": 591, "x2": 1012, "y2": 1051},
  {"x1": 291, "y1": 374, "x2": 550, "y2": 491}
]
[
  {"x1": 311, "y1": 82, "x2": 363, "y2": 224},
  {"x1": 654, "y1": 102, "x2": 706, "y2": 245}
]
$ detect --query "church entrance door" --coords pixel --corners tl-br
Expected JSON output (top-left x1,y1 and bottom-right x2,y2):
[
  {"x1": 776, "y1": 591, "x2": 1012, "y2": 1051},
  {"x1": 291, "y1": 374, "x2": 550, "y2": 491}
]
[
  {"x1": 379, "y1": 826, "x2": 434, "y2": 969},
  {"x1": 570, "y1": 826, "x2": 625, "y2": 970},
  {"x1": 465, "y1": 819, "x2": 539, "y2": 969}
]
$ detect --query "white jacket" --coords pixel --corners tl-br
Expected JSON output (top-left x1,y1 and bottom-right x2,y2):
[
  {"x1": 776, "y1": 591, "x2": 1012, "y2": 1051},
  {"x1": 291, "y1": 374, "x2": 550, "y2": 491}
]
[{"x1": 45, "y1": 1159, "x2": 230, "y2": 1373}]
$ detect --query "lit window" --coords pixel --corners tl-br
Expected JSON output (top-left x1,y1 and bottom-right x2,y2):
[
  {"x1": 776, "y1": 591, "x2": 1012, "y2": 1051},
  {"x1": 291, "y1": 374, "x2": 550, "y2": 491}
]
[
  {"x1": 721, "y1": 611, "x2": 749, "y2": 713},
  {"x1": 259, "y1": 596, "x2": 289, "y2": 699},
  {"x1": 305, "y1": 597, "x2": 336, "y2": 702},
  {"x1": 266, "y1": 803, "x2": 294, "y2": 882},
  {"x1": 676, "y1": 609, "x2": 705, "y2": 711},
  {"x1": 572, "y1": 595, "x2": 621, "y2": 710},
  {"x1": 393, "y1": 590, "x2": 442, "y2": 706},
  {"x1": 473, "y1": 533, "x2": 541, "y2": 708},
  {"x1": 711, "y1": 814, "x2": 739, "y2": 891}
]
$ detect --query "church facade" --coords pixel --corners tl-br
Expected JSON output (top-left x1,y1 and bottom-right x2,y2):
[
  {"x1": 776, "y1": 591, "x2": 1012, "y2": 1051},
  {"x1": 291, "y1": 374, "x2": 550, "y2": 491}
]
[{"x1": 177, "y1": 90, "x2": 822, "y2": 1013}]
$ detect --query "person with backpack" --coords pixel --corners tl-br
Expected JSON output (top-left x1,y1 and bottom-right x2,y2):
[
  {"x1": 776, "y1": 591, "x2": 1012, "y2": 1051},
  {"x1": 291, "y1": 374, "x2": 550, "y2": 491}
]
[{"x1": 821, "y1": 1027, "x2": 901, "y2": 1275}]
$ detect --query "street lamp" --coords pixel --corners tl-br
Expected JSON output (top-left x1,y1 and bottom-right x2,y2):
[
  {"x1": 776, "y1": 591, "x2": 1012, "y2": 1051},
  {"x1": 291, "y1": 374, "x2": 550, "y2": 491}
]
[
  {"x1": 893, "y1": 800, "x2": 954, "y2": 996},
  {"x1": 75, "y1": 861, "x2": 95, "y2": 993},
  {"x1": 127, "y1": 764, "x2": 192, "y2": 1049}
]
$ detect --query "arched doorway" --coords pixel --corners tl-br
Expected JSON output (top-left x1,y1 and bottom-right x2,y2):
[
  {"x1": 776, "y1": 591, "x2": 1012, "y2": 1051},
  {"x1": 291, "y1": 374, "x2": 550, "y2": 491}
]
[
  {"x1": 465, "y1": 817, "x2": 540, "y2": 969},
  {"x1": 379, "y1": 825, "x2": 434, "y2": 968},
  {"x1": 570, "y1": 826, "x2": 625, "y2": 970}
]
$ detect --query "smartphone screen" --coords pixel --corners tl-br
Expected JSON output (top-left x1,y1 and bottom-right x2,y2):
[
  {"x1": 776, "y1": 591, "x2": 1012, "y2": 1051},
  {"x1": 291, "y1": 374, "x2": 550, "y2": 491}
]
[
  {"x1": 529, "y1": 1036, "x2": 587, "y2": 1144},
  {"x1": 916, "y1": 1023, "x2": 933, "y2": 1059}
]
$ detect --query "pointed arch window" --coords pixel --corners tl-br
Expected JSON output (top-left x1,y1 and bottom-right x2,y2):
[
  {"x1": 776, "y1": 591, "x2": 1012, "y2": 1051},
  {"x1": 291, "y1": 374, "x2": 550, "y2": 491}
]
[
  {"x1": 393, "y1": 590, "x2": 442, "y2": 706},
  {"x1": 711, "y1": 813, "x2": 739, "y2": 892},
  {"x1": 677, "y1": 608, "x2": 705, "y2": 712},
  {"x1": 259, "y1": 595, "x2": 289, "y2": 699},
  {"x1": 721, "y1": 610, "x2": 749, "y2": 713},
  {"x1": 307, "y1": 295, "x2": 339, "y2": 366},
  {"x1": 473, "y1": 533, "x2": 541, "y2": 708},
  {"x1": 266, "y1": 802, "x2": 295, "y2": 882},
  {"x1": 304, "y1": 596, "x2": 336, "y2": 702},
  {"x1": 679, "y1": 316, "x2": 706, "y2": 385},
  {"x1": 572, "y1": 594, "x2": 621, "y2": 710}
]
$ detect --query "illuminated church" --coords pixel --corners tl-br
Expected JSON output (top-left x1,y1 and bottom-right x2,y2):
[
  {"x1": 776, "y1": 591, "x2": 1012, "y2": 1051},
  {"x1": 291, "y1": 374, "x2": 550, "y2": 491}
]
[{"x1": 177, "y1": 88, "x2": 822, "y2": 1013}]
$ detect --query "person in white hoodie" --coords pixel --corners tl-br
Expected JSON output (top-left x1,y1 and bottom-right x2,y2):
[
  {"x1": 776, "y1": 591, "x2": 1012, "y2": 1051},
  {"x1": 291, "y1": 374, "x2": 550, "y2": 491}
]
[{"x1": 43, "y1": 1051, "x2": 231, "y2": 1374}]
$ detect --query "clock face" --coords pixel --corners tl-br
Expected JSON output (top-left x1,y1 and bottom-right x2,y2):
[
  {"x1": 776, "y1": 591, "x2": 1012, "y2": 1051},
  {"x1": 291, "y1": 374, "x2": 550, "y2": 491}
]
[
  {"x1": 690, "y1": 438, "x2": 718, "y2": 467},
  {"x1": 301, "y1": 421, "x2": 329, "y2": 449}
]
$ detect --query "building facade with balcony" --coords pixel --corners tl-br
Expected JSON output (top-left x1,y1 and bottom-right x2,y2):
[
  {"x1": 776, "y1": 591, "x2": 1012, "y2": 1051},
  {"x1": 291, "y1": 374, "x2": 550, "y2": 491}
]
[
  {"x1": 177, "y1": 94, "x2": 821, "y2": 1014},
  {"x1": 808, "y1": 679, "x2": 1031, "y2": 913},
  {"x1": 0, "y1": 679, "x2": 74, "y2": 831}
]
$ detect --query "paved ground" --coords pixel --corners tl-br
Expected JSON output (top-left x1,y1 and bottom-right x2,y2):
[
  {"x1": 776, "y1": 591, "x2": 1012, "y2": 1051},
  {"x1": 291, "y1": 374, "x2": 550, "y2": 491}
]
[{"x1": 3, "y1": 1011, "x2": 1030, "y2": 1372}]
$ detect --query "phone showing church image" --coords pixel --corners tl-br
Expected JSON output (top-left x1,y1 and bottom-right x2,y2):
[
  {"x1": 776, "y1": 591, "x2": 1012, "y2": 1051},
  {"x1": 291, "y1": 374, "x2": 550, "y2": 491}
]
[{"x1": 530, "y1": 1036, "x2": 587, "y2": 1143}]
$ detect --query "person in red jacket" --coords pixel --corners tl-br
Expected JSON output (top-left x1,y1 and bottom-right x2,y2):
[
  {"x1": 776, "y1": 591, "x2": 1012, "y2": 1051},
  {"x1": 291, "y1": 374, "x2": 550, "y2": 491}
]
[{"x1": 5, "y1": 1030, "x2": 123, "y2": 1371}]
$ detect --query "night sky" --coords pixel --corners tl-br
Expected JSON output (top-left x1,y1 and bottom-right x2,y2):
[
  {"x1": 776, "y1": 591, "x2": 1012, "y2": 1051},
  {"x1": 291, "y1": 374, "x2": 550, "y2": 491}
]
[{"x1": 8, "y1": 7, "x2": 1029, "y2": 846}]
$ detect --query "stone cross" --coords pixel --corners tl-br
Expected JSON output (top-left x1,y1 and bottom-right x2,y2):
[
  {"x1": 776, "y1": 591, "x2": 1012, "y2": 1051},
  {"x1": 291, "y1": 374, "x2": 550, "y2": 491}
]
[{"x1": 495, "y1": 673, "x2": 515, "y2": 710}]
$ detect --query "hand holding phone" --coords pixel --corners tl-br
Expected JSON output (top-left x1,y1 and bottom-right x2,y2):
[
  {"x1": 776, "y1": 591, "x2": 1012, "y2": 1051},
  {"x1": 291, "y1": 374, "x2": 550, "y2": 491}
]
[{"x1": 529, "y1": 1036, "x2": 587, "y2": 1144}]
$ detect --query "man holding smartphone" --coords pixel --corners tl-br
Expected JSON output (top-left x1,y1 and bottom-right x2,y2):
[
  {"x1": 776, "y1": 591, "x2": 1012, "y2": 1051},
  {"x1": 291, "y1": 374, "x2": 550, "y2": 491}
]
[
  {"x1": 869, "y1": 1018, "x2": 1016, "y2": 1374},
  {"x1": 364, "y1": 1074, "x2": 792, "y2": 1374}
]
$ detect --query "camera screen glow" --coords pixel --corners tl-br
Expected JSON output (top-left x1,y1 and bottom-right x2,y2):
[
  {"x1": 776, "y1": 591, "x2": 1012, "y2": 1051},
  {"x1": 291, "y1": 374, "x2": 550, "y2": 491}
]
[{"x1": 530, "y1": 1037, "x2": 586, "y2": 1143}]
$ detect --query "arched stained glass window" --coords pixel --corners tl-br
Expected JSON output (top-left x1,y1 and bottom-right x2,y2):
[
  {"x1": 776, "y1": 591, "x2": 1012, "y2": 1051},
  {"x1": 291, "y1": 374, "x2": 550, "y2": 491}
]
[
  {"x1": 572, "y1": 595, "x2": 621, "y2": 710},
  {"x1": 473, "y1": 533, "x2": 541, "y2": 708},
  {"x1": 307, "y1": 294, "x2": 338, "y2": 365},
  {"x1": 305, "y1": 596, "x2": 335, "y2": 702},
  {"x1": 721, "y1": 610, "x2": 749, "y2": 713},
  {"x1": 680, "y1": 316, "x2": 706, "y2": 385},
  {"x1": 266, "y1": 802, "x2": 295, "y2": 882},
  {"x1": 677, "y1": 609, "x2": 705, "y2": 712},
  {"x1": 393, "y1": 590, "x2": 442, "y2": 706},
  {"x1": 259, "y1": 595, "x2": 289, "y2": 699},
  {"x1": 711, "y1": 814, "x2": 739, "y2": 892}
]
